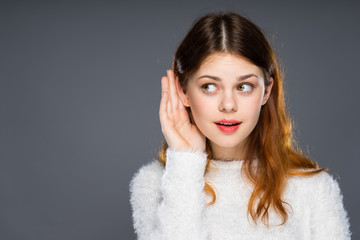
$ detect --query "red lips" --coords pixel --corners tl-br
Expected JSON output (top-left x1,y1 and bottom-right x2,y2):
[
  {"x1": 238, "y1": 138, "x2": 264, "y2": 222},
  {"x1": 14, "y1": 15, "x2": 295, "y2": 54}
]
[
  {"x1": 214, "y1": 119, "x2": 241, "y2": 124},
  {"x1": 214, "y1": 119, "x2": 241, "y2": 133}
]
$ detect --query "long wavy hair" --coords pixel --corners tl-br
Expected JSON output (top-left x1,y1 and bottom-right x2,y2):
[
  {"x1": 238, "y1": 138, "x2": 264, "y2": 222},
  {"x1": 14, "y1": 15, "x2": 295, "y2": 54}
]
[{"x1": 157, "y1": 11, "x2": 326, "y2": 226}]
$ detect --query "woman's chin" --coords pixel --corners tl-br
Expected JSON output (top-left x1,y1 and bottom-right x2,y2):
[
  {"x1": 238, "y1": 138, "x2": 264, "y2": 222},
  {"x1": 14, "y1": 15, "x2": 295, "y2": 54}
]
[{"x1": 208, "y1": 138, "x2": 246, "y2": 150}]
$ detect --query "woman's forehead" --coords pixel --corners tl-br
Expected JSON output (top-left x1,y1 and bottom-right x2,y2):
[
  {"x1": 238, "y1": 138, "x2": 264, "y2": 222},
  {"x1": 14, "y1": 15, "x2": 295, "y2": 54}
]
[{"x1": 194, "y1": 53, "x2": 263, "y2": 78}]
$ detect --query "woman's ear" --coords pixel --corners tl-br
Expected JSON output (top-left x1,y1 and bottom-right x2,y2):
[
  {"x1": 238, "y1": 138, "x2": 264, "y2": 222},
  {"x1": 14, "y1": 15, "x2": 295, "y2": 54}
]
[
  {"x1": 176, "y1": 77, "x2": 191, "y2": 107},
  {"x1": 262, "y1": 77, "x2": 274, "y2": 105}
]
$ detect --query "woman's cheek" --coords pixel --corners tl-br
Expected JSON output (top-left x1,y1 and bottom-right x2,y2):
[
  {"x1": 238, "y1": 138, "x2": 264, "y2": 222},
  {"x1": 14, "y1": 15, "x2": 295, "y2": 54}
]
[
  {"x1": 237, "y1": 95, "x2": 262, "y2": 118},
  {"x1": 247, "y1": 95, "x2": 264, "y2": 120},
  {"x1": 191, "y1": 97, "x2": 211, "y2": 117},
  {"x1": 189, "y1": 95, "x2": 215, "y2": 125}
]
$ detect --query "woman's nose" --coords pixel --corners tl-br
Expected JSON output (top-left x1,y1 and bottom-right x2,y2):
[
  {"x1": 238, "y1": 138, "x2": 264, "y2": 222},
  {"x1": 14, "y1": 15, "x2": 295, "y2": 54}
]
[{"x1": 219, "y1": 93, "x2": 237, "y2": 112}]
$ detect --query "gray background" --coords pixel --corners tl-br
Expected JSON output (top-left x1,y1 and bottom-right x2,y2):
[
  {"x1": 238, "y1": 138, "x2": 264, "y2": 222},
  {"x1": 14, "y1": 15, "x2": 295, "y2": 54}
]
[{"x1": 1, "y1": 0, "x2": 359, "y2": 239}]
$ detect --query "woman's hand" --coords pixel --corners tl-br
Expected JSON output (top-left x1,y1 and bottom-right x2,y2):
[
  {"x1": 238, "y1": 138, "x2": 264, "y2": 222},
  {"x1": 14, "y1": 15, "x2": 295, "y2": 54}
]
[{"x1": 159, "y1": 69, "x2": 206, "y2": 152}]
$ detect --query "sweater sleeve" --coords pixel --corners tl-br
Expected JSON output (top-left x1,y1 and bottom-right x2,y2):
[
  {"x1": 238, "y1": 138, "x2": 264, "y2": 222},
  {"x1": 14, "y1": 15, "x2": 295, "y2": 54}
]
[
  {"x1": 129, "y1": 148, "x2": 209, "y2": 240},
  {"x1": 310, "y1": 172, "x2": 351, "y2": 240}
]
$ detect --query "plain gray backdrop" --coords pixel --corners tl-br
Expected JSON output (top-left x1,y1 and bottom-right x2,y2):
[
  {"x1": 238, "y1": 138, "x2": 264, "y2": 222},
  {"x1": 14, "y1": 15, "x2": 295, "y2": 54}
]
[{"x1": 1, "y1": 0, "x2": 359, "y2": 239}]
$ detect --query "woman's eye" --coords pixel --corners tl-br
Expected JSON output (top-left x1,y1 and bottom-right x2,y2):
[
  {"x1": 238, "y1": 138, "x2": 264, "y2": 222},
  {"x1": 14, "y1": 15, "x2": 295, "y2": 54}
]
[
  {"x1": 237, "y1": 83, "x2": 253, "y2": 93},
  {"x1": 201, "y1": 83, "x2": 217, "y2": 93}
]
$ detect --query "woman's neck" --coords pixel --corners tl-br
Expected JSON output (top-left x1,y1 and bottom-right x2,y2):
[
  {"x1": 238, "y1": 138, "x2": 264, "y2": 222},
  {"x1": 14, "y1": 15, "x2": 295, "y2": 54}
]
[{"x1": 209, "y1": 141, "x2": 246, "y2": 161}]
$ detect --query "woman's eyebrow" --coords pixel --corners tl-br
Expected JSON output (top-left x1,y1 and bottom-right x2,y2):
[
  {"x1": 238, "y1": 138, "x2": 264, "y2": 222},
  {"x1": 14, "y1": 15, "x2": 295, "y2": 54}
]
[{"x1": 197, "y1": 74, "x2": 258, "y2": 81}]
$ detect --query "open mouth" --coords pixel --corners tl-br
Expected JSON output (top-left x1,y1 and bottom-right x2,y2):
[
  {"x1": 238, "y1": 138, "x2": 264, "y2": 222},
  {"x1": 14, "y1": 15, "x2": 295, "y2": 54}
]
[
  {"x1": 214, "y1": 120, "x2": 241, "y2": 133},
  {"x1": 215, "y1": 122, "x2": 240, "y2": 126}
]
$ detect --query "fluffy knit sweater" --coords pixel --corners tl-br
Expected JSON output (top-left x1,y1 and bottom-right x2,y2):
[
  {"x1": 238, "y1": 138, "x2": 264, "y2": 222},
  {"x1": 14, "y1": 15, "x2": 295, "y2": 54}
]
[{"x1": 129, "y1": 148, "x2": 351, "y2": 240}]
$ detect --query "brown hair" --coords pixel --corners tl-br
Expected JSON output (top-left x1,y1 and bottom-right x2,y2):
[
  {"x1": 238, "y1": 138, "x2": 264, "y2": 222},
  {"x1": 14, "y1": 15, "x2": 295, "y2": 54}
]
[{"x1": 157, "y1": 11, "x2": 326, "y2": 226}]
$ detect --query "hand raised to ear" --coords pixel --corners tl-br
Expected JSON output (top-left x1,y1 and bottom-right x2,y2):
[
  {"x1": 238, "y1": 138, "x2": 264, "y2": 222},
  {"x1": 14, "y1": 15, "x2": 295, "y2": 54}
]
[{"x1": 159, "y1": 69, "x2": 205, "y2": 152}]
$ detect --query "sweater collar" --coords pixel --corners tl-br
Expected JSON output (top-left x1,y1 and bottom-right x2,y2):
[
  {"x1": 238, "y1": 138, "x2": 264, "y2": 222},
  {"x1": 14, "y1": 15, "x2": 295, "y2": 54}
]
[{"x1": 208, "y1": 159, "x2": 244, "y2": 170}]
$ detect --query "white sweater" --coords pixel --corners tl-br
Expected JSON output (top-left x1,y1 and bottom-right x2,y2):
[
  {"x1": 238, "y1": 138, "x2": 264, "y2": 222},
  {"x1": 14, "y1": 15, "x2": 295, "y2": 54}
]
[{"x1": 129, "y1": 148, "x2": 351, "y2": 240}]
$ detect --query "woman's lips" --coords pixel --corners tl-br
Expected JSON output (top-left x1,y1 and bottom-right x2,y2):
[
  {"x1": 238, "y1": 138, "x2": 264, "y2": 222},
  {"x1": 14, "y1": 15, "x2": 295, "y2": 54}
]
[{"x1": 214, "y1": 119, "x2": 241, "y2": 133}]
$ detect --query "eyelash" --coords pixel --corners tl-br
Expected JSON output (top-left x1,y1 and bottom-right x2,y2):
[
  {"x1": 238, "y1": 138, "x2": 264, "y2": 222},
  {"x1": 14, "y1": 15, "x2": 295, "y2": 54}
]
[{"x1": 200, "y1": 83, "x2": 255, "y2": 94}]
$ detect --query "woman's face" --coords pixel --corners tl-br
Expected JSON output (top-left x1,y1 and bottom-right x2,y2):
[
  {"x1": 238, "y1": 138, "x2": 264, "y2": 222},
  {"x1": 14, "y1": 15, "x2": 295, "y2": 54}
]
[{"x1": 177, "y1": 53, "x2": 273, "y2": 159}]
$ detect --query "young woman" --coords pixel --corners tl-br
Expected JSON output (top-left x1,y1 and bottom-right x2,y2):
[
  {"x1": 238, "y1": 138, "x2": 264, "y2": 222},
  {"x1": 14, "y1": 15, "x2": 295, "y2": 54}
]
[{"x1": 129, "y1": 11, "x2": 351, "y2": 239}]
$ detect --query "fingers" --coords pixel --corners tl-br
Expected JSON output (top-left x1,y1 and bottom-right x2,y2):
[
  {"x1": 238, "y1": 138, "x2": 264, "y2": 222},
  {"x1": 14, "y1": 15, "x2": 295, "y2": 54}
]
[
  {"x1": 167, "y1": 69, "x2": 179, "y2": 113},
  {"x1": 160, "y1": 76, "x2": 168, "y2": 108},
  {"x1": 161, "y1": 75, "x2": 169, "y2": 94},
  {"x1": 160, "y1": 76, "x2": 169, "y2": 121},
  {"x1": 160, "y1": 69, "x2": 186, "y2": 128},
  {"x1": 175, "y1": 75, "x2": 186, "y2": 110},
  {"x1": 160, "y1": 75, "x2": 170, "y2": 113},
  {"x1": 160, "y1": 74, "x2": 179, "y2": 147}
]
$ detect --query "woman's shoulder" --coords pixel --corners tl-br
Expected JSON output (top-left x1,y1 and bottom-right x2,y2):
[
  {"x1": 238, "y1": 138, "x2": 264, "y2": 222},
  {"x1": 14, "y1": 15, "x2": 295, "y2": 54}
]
[
  {"x1": 288, "y1": 170, "x2": 338, "y2": 186},
  {"x1": 286, "y1": 170, "x2": 343, "y2": 199},
  {"x1": 129, "y1": 159, "x2": 165, "y2": 193},
  {"x1": 286, "y1": 170, "x2": 351, "y2": 238}
]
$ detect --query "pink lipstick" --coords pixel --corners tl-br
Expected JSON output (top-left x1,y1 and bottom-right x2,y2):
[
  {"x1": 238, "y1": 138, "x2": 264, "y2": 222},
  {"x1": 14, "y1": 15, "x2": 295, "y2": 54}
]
[{"x1": 214, "y1": 119, "x2": 241, "y2": 133}]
